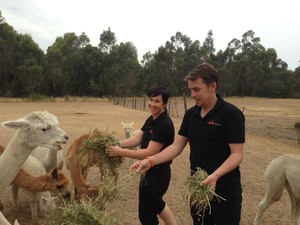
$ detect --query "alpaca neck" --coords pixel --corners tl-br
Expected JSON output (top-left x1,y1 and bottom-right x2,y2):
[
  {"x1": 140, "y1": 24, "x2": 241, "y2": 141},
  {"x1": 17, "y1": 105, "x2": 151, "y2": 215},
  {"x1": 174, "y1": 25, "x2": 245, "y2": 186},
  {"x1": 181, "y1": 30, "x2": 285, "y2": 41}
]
[
  {"x1": 0, "y1": 131, "x2": 35, "y2": 191},
  {"x1": 13, "y1": 169, "x2": 50, "y2": 192},
  {"x1": 45, "y1": 148, "x2": 58, "y2": 171}
]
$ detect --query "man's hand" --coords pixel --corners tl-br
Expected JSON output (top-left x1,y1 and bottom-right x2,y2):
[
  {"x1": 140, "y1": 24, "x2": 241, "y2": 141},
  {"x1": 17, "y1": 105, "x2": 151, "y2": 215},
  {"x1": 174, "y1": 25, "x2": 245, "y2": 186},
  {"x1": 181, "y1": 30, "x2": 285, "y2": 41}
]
[{"x1": 129, "y1": 158, "x2": 151, "y2": 173}]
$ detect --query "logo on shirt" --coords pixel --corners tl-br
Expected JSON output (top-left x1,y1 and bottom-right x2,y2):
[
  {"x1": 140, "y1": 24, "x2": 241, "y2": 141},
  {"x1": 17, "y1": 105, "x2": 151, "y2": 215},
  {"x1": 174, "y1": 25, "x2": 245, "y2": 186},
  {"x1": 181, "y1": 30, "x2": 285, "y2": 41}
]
[{"x1": 207, "y1": 120, "x2": 221, "y2": 126}]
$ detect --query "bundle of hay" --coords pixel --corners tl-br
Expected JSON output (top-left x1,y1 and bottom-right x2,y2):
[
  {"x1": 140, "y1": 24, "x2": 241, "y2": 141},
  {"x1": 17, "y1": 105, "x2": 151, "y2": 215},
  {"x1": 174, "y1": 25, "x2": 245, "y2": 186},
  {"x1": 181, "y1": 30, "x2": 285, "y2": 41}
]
[
  {"x1": 77, "y1": 129, "x2": 124, "y2": 175},
  {"x1": 185, "y1": 167, "x2": 225, "y2": 215}
]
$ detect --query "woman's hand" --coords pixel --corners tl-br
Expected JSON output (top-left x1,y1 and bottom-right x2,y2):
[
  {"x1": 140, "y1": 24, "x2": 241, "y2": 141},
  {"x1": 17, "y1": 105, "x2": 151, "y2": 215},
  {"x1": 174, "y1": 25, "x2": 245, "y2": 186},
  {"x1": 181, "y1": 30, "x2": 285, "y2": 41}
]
[
  {"x1": 129, "y1": 158, "x2": 151, "y2": 173},
  {"x1": 106, "y1": 145, "x2": 122, "y2": 157}
]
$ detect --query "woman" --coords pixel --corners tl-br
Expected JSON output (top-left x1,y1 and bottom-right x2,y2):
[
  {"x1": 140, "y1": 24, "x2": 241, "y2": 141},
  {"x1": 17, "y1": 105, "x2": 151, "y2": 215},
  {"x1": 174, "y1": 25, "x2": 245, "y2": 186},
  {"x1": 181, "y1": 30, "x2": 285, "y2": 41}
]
[{"x1": 106, "y1": 85, "x2": 177, "y2": 225}]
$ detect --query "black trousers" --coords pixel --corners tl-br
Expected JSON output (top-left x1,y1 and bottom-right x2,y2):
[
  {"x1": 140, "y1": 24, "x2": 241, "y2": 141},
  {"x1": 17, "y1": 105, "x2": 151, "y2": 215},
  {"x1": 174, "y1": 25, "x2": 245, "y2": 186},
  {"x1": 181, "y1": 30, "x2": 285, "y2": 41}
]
[
  {"x1": 138, "y1": 167, "x2": 171, "y2": 225},
  {"x1": 191, "y1": 196, "x2": 242, "y2": 225}
]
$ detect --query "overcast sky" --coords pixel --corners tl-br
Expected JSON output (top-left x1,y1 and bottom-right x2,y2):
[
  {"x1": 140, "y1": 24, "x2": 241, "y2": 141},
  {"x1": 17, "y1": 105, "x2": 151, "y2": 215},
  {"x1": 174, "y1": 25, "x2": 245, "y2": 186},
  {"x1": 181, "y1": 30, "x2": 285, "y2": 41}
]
[{"x1": 1, "y1": 0, "x2": 300, "y2": 70}]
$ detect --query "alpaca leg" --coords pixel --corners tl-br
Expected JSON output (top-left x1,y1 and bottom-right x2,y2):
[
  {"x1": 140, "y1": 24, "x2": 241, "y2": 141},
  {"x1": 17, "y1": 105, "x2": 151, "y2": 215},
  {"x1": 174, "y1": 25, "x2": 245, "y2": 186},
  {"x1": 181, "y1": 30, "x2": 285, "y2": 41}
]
[
  {"x1": 254, "y1": 166, "x2": 286, "y2": 225},
  {"x1": 291, "y1": 199, "x2": 300, "y2": 225},
  {"x1": 253, "y1": 195, "x2": 278, "y2": 225},
  {"x1": 295, "y1": 201, "x2": 300, "y2": 225},
  {"x1": 27, "y1": 192, "x2": 38, "y2": 221},
  {"x1": 11, "y1": 184, "x2": 19, "y2": 210}
]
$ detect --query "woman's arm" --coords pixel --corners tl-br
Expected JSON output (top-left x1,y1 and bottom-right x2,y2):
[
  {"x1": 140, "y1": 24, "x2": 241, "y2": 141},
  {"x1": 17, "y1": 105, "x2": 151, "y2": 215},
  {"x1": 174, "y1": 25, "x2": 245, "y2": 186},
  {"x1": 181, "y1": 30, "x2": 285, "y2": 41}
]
[
  {"x1": 130, "y1": 135, "x2": 188, "y2": 172},
  {"x1": 107, "y1": 140, "x2": 164, "y2": 160}
]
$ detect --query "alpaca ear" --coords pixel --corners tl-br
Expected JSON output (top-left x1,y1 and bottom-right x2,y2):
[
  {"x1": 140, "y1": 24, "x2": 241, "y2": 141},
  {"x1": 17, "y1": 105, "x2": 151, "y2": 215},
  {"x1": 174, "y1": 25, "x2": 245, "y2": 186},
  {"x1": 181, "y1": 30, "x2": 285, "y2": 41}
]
[
  {"x1": 130, "y1": 122, "x2": 134, "y2": 126},
  {"x1": 41, "y1": 196, "x2": 47, "y2": 204},
  {"x1": 121, "y1": 122, "x2": 125, "y2": 126},
  {"x1": 2, "y1": 120, "x2": 30, "y2": 129},
  {"x1": 51, "y1": 168, "x2": 59, "y2": 180},
  {"x1": 58, "y1": 161, "x2": 64, "y2": 169}
]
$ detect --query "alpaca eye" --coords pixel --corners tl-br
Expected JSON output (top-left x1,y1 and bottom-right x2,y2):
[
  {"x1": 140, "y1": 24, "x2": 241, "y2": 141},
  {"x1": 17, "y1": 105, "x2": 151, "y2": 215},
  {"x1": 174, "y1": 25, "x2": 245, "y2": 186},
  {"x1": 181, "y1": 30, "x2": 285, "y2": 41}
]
[{"x1": 42, "y1": 127, "x2": 50, "y2": 132}]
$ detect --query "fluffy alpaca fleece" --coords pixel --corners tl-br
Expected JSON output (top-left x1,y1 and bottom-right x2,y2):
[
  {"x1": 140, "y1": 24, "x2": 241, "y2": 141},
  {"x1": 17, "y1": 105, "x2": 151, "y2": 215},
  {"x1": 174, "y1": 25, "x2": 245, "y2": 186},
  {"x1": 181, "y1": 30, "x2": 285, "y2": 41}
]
[
  {"x1": 0, "y1": 111, "x2": 68, "y2": 221},
  {"x1": 254, "y1": 154, "x2": 300, "y2": 225}
]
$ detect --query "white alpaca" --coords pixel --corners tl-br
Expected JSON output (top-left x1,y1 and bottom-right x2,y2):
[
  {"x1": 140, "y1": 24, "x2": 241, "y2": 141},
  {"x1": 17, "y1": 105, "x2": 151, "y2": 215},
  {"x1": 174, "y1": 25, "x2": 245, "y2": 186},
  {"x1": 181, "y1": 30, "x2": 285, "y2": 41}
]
[
  {"x1": 121, "y1": 122, "x2": 140, "y2": 165},
  {"x1": 0, "y1": 211, "x2": 19, "y2": 225},
  {"x1": 0, "y1": 111, "x2": 68, "y2": 215},
  {"x1": 253, "y1": 154, "x2": 300, "y2": 225},
  {"x1": 11, "y1": 155, "x2": 59, "y2": 220},
  {"x1": 31, "y1": 146, "x2": 63, "y2": 172},
  {"x1": 122, "y1": 122, "x2": 134, "y2": 140}
]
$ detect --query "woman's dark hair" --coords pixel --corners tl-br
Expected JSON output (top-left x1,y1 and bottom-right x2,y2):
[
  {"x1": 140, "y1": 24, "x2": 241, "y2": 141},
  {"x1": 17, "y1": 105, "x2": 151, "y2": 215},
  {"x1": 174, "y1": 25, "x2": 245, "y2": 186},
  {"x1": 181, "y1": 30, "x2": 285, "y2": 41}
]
[{"x1": 147, "y1": 85, "x2": 170, "y2": 105}]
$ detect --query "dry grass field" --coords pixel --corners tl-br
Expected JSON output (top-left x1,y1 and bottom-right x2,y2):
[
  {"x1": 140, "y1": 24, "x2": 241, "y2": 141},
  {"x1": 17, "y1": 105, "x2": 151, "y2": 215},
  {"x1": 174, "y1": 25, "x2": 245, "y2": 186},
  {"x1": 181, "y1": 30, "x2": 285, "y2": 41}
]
[{"x1": 0, "y1": 97, "x2": 299, "y2": 225}]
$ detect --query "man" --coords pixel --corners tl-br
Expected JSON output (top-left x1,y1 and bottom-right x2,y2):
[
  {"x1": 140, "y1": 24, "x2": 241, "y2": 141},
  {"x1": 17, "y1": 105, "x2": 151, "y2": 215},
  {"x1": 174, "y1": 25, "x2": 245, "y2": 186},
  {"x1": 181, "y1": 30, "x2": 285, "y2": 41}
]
[{"x1": 131, "y1": 63, "x2": 245, "y2": 225}]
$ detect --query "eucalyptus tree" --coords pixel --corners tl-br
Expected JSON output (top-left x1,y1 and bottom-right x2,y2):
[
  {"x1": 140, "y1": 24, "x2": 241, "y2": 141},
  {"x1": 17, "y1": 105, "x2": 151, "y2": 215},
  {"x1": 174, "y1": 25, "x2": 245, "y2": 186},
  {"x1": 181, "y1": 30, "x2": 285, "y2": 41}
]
[
  {"x1": 11, "y1": 58, "x2": 43, "y2": 96},
  {"x1": 98, "y1": 27, "x2": 117, "y2": 53},
  {"x1": 0, "y1": 12, "x2": 44, "y2": 97},
  {"x1": 0, "y1": 12, "x2": 17, "y2": 96},
  {"x1": 102, "y1": 41, "x2": 140, "y2": 96},
  {"x1": 201, "y1": 29, "x2": 215, "y2": 61},
  {"x1": 46, "y1": 32, "x2": 92, "y2": 96}
]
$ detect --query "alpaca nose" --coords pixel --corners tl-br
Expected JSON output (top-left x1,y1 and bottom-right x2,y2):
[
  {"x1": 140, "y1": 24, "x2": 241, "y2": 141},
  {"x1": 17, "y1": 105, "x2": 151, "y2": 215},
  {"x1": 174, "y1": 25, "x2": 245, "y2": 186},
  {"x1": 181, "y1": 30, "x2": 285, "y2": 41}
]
[{"x1": 62, "y1": 190, "x2": 71, "y2": 200}]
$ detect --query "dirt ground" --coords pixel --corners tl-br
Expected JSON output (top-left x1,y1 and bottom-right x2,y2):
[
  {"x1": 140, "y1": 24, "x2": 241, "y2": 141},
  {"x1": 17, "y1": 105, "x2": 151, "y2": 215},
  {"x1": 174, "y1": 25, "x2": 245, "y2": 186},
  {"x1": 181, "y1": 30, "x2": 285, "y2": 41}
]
[{"x1": 0, "y1": 97, "x2": 299, "y2": 225}]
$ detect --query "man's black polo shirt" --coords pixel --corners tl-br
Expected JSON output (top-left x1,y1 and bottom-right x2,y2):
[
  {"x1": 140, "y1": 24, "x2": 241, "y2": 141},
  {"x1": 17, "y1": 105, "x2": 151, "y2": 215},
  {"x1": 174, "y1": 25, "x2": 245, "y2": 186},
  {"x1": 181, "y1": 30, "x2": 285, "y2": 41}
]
[{"x1": 178, "y1": 94, "x2": 245, "y2": 199}]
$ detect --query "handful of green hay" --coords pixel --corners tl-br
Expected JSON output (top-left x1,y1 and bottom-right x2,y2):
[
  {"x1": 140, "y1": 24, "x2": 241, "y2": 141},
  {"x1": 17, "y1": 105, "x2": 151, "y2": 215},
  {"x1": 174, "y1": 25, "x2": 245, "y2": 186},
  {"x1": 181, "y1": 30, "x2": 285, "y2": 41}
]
[
  {"x1": 185, "y1": 167, "x2": 225, "y2": 215},
  {"x1": 77, "y1": 129, "x2": 124, "y2": 172}
]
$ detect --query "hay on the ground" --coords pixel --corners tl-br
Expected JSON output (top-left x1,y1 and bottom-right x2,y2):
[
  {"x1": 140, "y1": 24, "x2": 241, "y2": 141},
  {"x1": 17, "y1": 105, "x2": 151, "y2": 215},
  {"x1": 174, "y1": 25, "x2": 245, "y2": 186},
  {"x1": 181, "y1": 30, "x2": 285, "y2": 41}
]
[
  {"x1": 185, "y1": 167, "x2": 225, "y2": 215},
  {"x1": 41, "y1": 171, "x2": 137, "y2": 225}
]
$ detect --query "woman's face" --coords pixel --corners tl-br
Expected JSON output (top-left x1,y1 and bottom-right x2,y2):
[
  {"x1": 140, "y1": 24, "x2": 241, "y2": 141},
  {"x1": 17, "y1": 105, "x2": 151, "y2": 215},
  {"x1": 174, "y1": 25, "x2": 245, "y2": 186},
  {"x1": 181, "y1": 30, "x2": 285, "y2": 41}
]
[{"x1": 148, "y1": 95, "x2": 166, "y2": 118}]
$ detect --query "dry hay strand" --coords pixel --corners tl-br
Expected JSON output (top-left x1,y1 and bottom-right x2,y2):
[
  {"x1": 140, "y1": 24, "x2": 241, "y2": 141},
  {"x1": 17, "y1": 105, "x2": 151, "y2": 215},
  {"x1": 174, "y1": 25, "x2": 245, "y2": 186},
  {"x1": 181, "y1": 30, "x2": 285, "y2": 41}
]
[
  {"x1": 77, "y1": 128, "x2": 124, "y2": 174},
  {"x1": 185, "y1": 167, "x2": 225, "y2": 215},
  {"x1": 41, "y1": 171, "x2": 137, "y2": 225}
]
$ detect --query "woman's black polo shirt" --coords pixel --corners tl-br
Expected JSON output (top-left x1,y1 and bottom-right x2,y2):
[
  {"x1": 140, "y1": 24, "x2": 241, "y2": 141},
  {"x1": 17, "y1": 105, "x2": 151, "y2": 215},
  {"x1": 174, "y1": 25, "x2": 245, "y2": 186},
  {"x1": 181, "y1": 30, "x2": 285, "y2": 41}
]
[
  {"x1": 178, "y1": 94, "x2": 245, "y2": 199},
  {"x1": 141, "y1": 110, "x2": 175, "y2": 170}
]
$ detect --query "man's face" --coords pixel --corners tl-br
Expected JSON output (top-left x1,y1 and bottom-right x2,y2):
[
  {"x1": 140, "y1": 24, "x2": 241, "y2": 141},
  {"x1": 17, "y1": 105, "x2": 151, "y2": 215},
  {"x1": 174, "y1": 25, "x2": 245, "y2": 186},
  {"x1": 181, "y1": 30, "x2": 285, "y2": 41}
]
[{"x1": 187, "y1": 78, "x2": 216, "y2": 107}]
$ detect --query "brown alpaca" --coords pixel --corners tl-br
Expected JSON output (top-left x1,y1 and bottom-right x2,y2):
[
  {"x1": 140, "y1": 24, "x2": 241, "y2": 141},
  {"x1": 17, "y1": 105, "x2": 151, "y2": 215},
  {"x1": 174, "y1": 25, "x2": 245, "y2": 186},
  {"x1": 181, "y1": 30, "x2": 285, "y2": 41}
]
[
  {"x1": 66, "y1": 132, "x2": 113, "y2": 200},
  {"x1": 0, "y1": 145, "x2": 70, "y2": 195}
]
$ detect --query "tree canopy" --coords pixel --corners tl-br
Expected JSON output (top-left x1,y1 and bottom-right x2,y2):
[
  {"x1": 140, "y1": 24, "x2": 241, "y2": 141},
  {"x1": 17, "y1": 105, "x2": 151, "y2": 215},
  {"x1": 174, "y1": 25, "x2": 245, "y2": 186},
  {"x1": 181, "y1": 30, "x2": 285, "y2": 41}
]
[{"x1": 0, "y1": 12, "x2": 299, "y2": 98}]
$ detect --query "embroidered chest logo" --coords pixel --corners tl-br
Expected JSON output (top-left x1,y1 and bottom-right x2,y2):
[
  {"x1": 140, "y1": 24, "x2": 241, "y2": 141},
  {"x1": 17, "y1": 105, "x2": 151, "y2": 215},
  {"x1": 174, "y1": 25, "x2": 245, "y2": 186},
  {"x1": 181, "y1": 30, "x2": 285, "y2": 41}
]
[
  {"x1": 148, "y1": 128, "x2": 154, "y2": 135},
  {"x1": 207, "y1": 120, "x2": 221, "y2": 126}
]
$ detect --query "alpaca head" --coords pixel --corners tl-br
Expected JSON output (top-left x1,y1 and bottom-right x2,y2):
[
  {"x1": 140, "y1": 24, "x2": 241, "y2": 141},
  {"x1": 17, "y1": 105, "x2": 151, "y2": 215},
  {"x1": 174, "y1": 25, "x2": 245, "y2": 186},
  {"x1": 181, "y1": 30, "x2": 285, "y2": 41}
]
[
  {"x1": 47, "y1": 161, "x2": 71, "y2": 199},
  {"x1": 39, "y1": 195, "x2": 57, "y2": 217},
  {"x1": 121, "y1": 122, "x2": 134, "y2": 139},
  {"x1": 2, "y1": 111, "x2": 69, "y2": 150}
]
